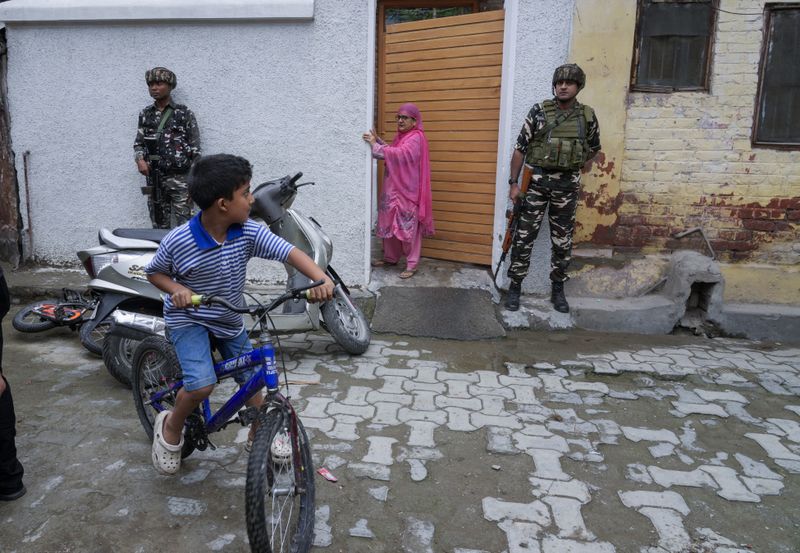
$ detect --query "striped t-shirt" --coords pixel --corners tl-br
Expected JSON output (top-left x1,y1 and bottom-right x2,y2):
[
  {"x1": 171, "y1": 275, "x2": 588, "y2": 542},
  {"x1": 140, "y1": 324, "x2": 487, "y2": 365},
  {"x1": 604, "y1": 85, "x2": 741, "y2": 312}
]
[{"x1": 145, "y1": 214, "x2": 294, "y2": 338}]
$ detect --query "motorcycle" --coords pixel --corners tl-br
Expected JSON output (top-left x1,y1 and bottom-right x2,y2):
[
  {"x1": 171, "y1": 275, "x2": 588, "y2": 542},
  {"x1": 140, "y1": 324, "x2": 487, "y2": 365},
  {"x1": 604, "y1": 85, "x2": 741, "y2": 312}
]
[{"x1": 78, "y1": 172, "x2": 371, "y2": 387}]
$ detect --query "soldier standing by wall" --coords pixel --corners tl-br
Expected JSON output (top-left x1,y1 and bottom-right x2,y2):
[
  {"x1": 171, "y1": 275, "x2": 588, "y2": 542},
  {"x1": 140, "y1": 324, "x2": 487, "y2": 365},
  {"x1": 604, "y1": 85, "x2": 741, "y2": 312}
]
[
  {"x1": 505, "y1": 64, "x2": 601, "y2": 313},
  {"x1": 134, "y1": 67, "x2": 201, "y2": 228}
]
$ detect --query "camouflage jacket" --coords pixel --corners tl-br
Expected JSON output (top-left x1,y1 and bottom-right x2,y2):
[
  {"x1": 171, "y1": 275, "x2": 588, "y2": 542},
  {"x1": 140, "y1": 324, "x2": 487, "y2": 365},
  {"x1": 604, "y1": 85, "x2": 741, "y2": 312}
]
[
  {"x1": 133, "y1": 100, "x2": 201, "y2": 174},
  {"x1": 514, "y1": 99, "x2": 600, "y2": 174}
]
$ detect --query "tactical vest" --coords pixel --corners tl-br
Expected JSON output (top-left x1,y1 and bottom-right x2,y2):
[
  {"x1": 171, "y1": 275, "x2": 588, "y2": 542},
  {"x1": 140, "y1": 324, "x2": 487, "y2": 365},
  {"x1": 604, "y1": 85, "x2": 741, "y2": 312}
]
[{"x1": 526, "y1": 100, "x2": 595, "y2": 172}]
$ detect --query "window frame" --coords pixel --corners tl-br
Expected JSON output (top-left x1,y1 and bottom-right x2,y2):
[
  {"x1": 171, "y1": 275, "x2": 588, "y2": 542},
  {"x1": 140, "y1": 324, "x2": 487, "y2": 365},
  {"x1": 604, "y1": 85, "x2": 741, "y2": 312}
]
[
  {"x1": 752, "y1": 3, "x2": 800, "y2": 149},
  {"x1": 629, "y1": 0, "x2": 719, "y2": 93}
]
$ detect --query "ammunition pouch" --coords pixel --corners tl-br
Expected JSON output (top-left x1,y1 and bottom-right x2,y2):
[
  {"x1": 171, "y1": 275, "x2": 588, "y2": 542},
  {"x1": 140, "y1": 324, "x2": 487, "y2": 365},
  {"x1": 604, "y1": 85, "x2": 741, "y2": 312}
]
[{"x1": 527, "y1": 137, "x2": 587, "y2": 172}]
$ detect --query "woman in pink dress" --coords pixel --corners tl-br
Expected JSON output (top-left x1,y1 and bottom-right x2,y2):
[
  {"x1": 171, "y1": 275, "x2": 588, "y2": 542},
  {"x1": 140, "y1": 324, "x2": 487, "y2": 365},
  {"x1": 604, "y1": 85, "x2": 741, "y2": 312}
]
[{"x1": 363, "y1": 103, "x2": 434, "y2": 279}]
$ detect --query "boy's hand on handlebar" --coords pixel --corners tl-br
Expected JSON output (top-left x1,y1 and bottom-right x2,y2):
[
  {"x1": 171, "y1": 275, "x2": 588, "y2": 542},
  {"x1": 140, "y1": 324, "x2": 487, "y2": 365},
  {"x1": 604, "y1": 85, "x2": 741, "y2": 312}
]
[
  {"x1": 170, "y1": 285, "x2": 195, "y2": 308},
  {"x1": 306, "y1": 277, "x2": 334, "y2": 303}
]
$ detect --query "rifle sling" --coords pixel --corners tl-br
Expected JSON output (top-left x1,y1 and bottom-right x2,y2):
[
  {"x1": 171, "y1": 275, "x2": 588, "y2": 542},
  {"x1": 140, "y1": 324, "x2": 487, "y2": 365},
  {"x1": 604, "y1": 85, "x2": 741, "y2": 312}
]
[{"x1": 146, "y1": 107, "x2": 174, "y2": 163}]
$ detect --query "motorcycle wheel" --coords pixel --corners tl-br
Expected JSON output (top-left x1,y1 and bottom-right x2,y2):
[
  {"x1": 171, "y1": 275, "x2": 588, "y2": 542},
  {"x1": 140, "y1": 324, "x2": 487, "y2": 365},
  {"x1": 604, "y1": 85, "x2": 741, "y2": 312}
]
[
  {"x1": 102, "y1": 334, "x2": 137, "y2": 388},
  {"x1": 79, "y1": 319, "x2": 111, "y2": 356},
  {"x1": 321, "y1": 288, "x2": 370, "y2": 355},
  {"x1": 12, "y1": 299, "x2": 60, "y2": 332},
  {"x1": 131, "y1": 336, "x2": 196, "y2": 459}
]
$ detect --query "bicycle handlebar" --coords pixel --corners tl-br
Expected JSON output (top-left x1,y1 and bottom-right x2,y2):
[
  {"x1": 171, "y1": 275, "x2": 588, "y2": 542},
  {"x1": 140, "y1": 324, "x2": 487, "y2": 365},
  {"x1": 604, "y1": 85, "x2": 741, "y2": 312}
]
[{"x1": 191, "y1": 279, "x2": 326, "y2": 314}]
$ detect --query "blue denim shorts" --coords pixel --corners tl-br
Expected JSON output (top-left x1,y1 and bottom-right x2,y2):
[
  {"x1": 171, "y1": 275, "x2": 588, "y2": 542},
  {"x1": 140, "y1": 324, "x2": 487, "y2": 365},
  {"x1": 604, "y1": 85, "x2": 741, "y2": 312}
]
[{"x1": 169, "y1": 324, "x2": 255, "y2": 391}]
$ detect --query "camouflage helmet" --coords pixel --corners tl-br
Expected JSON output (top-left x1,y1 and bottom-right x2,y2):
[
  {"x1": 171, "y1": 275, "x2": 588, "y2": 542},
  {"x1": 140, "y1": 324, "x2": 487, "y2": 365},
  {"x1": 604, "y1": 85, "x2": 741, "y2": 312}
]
[
  {"x1": 552, "y1": 63, "x2": 585, "y2": 90},
  {"x1": 145, "y1": 67, "x2": 177, "y2": 89}
]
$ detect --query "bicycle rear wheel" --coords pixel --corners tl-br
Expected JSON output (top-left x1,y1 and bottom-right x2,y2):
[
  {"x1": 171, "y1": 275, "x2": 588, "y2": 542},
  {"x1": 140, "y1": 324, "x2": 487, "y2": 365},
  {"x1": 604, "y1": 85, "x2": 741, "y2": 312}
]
[
  {"x1": 131, "y1": 336, "x2": 195, "y2": 458},
  {"x1": 246, "y1": 410, "x2": 315, "y2": 553}
]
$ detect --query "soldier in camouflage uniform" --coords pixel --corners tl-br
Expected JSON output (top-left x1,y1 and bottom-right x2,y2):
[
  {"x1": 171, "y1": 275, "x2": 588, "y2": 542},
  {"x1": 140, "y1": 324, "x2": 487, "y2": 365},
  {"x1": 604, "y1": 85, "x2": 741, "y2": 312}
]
[
  {"x1": 505, "y1": 64, "x2": 600, "y2": 313},
  {"x1": 134, "y1": 67, "x2": 201, "y2": 228}
]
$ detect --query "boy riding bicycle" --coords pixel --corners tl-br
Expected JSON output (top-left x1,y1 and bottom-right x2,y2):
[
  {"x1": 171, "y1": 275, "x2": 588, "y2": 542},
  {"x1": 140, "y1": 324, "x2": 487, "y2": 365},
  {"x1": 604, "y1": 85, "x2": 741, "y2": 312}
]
[{"x1": 144, "y1": 153, "x2": 334, "y2": 474}]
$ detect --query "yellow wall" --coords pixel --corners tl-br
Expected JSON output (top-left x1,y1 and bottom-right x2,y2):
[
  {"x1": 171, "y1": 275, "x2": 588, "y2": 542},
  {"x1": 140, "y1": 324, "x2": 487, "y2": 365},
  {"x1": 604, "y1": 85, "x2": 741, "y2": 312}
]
[
  {"x1": 568, "y1": 0, "x2": 637, "y2": 245},
  {"x1": 569, "y1": 0, "x2": 800, "y2": 305}
]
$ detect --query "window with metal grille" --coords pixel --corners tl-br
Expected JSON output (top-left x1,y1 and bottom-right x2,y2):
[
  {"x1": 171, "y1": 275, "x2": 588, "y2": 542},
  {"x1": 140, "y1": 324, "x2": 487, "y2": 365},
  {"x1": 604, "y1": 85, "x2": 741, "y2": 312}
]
[
  {"x1": 753, "y1": 5, "x2": 800, "y2": 147},
  {"x1": 630, "y1": 0, "x2": 717, "y2": 92}
]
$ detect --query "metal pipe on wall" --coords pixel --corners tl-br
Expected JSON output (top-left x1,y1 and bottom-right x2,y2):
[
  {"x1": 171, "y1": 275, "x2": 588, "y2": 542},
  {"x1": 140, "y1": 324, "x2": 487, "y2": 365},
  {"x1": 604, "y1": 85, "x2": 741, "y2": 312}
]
[{"x1": 22, "y1": 149, "x2": 32, "y2": 257}]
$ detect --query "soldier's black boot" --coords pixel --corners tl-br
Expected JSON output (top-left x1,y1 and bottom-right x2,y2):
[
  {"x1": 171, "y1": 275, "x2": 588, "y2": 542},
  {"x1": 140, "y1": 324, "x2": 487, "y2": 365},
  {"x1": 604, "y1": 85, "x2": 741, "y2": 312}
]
[
  {"x1": 505, "y1": 282, "x2": 522, "y2": 311},
  {"x1": 551, "y1": 281, "x2": 569, "y2": 313}
]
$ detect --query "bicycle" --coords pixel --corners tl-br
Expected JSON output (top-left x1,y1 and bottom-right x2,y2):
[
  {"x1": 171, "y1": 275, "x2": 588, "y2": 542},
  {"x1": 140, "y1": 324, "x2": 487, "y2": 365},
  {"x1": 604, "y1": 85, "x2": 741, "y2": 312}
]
[
  {"x1": 130, "y1": 282, "x2": 321, "y2": 553},
  {"x1": 13, "y1": 288, "x2": 98, "y2": 333}
]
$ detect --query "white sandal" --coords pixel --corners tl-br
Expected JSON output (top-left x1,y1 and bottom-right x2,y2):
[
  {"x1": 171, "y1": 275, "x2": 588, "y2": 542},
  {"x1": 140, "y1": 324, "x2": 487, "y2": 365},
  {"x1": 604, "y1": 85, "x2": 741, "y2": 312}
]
[{"x1": 152, "y1": 410, "x2": 183, "y2": 475}]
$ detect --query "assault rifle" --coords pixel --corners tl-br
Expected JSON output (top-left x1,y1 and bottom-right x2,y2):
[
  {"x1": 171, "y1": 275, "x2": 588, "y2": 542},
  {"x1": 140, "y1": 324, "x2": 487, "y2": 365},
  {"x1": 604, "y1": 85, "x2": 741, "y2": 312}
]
[
  {"x1": 140, "y1": 134, "x2": 165, "y2": 228},
  {"x1": 492, "y1": 164, "x2": 532, "y2": 288}
]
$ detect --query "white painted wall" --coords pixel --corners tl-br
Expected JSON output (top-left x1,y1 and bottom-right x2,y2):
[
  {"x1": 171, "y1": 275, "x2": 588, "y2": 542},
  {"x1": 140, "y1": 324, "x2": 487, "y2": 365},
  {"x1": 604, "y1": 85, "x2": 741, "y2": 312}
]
[
  {"x1": 5, "y1": 0, "x2": 575, "y2": 290},
  {"x1": 4, "y1": 0, "x2": 370, "y2": 284},
  {"x1": 496, "y1": 0, "x2": 575, "y2": 294}
]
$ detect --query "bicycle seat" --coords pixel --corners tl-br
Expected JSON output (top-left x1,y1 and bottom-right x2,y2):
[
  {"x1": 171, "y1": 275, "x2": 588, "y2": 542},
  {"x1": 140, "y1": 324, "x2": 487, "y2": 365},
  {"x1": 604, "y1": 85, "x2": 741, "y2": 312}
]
[{"x1": 112, "y1": 228, "x2": 170, "y2": 243}]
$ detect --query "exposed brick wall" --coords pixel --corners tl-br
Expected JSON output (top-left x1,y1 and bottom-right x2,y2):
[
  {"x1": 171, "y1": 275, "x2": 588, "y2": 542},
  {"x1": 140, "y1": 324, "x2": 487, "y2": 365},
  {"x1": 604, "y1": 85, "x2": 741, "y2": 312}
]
[{"x1": 613, "y1": 0, "x2": 800, "y2": 264}]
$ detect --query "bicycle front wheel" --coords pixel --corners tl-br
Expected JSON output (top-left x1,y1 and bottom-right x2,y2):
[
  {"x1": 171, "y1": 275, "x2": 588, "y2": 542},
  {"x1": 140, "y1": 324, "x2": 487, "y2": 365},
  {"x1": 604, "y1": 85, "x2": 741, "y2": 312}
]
[
  {"x1": 12, "y1": 299, "x2": 60, "y2": 332},
  {"x1": 246, "y1": 410, "x2": 315, "y2": 553}
]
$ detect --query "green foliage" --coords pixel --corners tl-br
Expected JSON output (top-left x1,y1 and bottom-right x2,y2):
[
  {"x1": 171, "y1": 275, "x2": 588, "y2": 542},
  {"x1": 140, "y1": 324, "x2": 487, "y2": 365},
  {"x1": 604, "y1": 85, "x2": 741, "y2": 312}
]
[{"x1": 385, "y1": 7, "x2": 472, "y2": 27}]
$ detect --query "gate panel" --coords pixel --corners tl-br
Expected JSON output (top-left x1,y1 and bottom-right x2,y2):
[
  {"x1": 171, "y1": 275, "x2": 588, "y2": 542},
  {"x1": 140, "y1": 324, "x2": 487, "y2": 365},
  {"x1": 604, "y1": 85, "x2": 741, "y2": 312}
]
[{"x1": 380, "y1": 9, "x2": 504, "y2": 265}]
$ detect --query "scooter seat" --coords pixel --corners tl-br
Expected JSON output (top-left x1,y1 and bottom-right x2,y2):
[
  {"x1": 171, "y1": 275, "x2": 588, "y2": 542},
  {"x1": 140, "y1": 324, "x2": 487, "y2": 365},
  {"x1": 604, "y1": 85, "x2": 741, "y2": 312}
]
[{"x1": 112, "y1": 228, "x2": 170, "y2": 243}]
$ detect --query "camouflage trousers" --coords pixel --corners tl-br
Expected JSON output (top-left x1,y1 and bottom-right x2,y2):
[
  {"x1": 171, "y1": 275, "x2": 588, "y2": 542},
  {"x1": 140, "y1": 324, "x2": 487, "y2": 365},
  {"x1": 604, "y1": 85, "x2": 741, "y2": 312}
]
[
  {"x1": 148, "y1": 174, "x2": 194, "y2": 229},
  {"x1": 507, "y1": 174, "x2": 580, "y2": 284}
]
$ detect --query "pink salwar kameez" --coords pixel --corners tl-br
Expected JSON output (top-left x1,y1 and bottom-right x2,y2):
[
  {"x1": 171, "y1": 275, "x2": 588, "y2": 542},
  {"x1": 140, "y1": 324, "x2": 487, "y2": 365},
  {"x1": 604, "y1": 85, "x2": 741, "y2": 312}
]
[{"x1": 371, "y1": 103, "x2": 434, "y2": 271}]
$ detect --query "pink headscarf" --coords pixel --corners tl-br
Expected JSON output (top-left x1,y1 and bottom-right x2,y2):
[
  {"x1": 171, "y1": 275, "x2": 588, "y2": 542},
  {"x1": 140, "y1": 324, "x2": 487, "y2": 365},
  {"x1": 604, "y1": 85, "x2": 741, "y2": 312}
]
[{"x1": 389, "y1": 103, "x2": 434, "y2": 236}]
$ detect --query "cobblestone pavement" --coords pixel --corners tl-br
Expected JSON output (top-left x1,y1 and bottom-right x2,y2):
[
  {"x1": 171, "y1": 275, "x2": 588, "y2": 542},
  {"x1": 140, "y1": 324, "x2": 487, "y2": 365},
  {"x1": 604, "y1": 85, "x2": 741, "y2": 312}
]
[{"x1": 1, "y1": 319, "x2": 799, "y2": 553}]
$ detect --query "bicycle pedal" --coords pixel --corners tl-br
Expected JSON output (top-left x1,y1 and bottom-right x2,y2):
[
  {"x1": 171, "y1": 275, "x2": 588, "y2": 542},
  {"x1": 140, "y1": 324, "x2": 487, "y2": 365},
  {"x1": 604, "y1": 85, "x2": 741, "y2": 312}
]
[{"x1": 238, "y1": 406, "x2": 259, "y2": 427}]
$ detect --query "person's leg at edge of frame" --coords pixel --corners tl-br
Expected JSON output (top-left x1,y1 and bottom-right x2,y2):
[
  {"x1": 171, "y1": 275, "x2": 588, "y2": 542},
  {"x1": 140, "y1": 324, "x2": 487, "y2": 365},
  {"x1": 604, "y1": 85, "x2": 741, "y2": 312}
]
[
  {"x1": 547, "y1": 186, "x2": 579, "y2": 313},
  {"x1": 0, "y1": 272, "x2": 25, "y2": 500},
  {"x1": 0, "y1": 376, "x2": 25, "y2": 500},
  {"x1": 505, "y1": 185, "x2": 549, "y2": 310}
]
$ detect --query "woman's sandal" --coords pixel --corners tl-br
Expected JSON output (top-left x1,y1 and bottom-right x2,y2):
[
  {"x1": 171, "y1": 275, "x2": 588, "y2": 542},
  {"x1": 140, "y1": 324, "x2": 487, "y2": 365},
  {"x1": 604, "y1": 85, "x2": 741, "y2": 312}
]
[
  {"x1": 152, "y1": 410, "x2": 184, "y2": 475},
  {"x1": 371, "y1": 259, "x2": 397, "y2": 268},
  {"x1": 399, "y1": 269, "x2": 416, "y2": 279}
]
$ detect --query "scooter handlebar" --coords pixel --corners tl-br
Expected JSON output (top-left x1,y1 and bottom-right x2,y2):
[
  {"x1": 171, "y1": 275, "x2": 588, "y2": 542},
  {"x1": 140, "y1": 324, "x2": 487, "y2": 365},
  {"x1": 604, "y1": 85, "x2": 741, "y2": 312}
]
[{"x1": 191, "y1": 279, "x2": 326, "y2": 313}]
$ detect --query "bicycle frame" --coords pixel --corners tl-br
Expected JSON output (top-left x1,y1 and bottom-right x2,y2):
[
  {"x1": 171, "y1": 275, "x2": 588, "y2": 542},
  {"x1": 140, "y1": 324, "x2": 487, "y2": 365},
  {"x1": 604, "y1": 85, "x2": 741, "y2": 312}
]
[{"x1": 147, "y1": 335, "x2": 284, "y2": 434}]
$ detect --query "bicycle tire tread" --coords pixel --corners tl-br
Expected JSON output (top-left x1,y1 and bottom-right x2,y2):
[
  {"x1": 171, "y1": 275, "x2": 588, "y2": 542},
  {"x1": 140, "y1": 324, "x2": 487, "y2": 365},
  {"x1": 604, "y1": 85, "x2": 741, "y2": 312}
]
[{"x1": 245, "y1": 410, "x2": 315, "y2": 553}]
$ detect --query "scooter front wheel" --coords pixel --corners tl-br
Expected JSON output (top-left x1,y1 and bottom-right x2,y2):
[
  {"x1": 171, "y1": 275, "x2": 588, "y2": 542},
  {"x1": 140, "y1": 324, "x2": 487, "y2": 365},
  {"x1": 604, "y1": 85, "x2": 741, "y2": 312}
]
[{"x1": 321, "y1": 287, "x2": 370, "y2": 355}]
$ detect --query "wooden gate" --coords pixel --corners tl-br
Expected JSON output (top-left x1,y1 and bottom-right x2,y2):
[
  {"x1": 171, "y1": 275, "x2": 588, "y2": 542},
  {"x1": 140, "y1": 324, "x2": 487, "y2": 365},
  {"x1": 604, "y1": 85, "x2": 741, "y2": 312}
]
[{"x1": 379, "y1": 10, "x2": 504, "y2": 266}]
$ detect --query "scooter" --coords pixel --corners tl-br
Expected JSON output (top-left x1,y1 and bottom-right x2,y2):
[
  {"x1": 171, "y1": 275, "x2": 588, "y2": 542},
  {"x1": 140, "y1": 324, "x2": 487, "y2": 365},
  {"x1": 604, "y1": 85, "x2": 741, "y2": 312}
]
[
  {"x1": 78, "y1": 172, "x2": 371, "y2": 387},
  {"x1": 76, "y1": 228, "x2": 165, "y2": 385}
]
